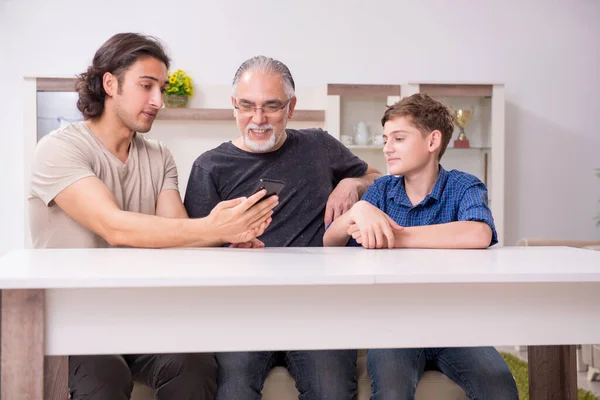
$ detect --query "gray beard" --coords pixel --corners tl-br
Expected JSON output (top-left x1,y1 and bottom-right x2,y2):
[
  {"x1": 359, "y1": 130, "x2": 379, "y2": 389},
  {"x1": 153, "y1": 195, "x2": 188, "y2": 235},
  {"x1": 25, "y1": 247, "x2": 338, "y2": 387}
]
[{"x1": 243, "y1": 128, "x2": 284, "y2": 152}]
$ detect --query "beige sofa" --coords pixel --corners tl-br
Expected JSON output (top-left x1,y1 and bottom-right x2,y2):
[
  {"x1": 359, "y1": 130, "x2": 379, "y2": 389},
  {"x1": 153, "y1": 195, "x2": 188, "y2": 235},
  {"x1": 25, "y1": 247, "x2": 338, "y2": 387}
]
[
  {"x1": 582, "y1": 344, "x2": 600, "y2": 382},
  {"x1": 132, "y1": 350, "x2": 468, "y2": 400},
  {"x1": 515, "y1": 238, "x2": 600, "y2": 251}
]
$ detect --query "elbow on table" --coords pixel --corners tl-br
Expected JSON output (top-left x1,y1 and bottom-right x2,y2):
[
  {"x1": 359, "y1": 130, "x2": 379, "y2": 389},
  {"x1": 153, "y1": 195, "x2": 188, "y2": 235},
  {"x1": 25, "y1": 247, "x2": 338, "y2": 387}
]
[
  {"x1": 471, "y1": 223, "x2": 493, "y2": 249},
  {"x1": 97, "y1": 212, "x2": 135, "y2": 248}
]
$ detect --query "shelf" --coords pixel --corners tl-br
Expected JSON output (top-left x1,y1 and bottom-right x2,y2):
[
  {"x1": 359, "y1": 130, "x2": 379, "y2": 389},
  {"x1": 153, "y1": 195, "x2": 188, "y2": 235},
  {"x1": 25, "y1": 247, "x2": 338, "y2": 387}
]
[
  {"x1": 345, "y1": 145, "x2": 384, "y2": 150},
  {"x1": 37, "y1": 78, "x2": 77, "y2": 92},
  {"x1": 156, "y1": 108, "x2": 232, "y2": 121},
  {"x1": 155, "y1": 108, "x2": 324, "y2": 122},
  {"x1": 345, "y1": 144, "x2": 490, "y2": 151},
  {"x1": 328, "y1": 84, "x2": 401, "y2": 98},
  {"x1": 416, "y1": 84, "x2": 493, "y2": 97},
  {"x1": 35, "y1": 78, "x2": 325, "y2": 122},
  {"x1": 447, "y1": 146, "x2": 490, "y2": 151}
]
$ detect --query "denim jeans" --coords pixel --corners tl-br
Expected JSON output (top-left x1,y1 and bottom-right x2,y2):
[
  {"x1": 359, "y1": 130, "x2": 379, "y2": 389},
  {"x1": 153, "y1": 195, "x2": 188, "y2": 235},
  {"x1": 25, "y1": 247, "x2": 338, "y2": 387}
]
[
  {"x1": 216, "y1": 350, "x2": 357, "y2": 400},
  {"x1": 368, "y1": 347, "x2": 518, "y2": 400}
]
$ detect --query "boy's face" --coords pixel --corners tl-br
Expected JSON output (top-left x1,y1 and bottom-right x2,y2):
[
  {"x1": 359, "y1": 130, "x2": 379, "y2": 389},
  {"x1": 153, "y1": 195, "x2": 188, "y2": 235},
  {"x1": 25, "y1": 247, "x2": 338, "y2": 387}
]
[
  {"x1": 108, "y1": 56, "x2": 169, "y2": 133},
  {"x1": 382, "y1": 116, "x2": 440, "y2": 176}
]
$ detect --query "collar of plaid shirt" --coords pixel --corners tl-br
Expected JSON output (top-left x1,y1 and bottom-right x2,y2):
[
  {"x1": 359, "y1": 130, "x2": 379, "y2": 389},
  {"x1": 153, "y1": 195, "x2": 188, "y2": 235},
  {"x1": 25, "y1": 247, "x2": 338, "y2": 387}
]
[{"x1": 389, "y1": 165, "x2": 448, "y2": 208}]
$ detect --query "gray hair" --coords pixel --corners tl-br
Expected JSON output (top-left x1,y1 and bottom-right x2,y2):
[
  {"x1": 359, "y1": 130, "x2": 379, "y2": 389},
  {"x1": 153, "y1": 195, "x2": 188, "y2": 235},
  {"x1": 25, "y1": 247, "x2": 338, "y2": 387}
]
[{"x1": 232, "y1": 55, "x2": 296, "y2": 99}]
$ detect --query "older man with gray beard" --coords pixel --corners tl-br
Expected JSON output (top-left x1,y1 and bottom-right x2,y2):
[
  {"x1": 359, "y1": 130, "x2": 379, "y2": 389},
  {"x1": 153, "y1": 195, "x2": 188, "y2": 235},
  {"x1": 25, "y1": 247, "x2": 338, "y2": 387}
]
[{"x1": 183, "y1": 56, "x2": 380, "y2": 399}]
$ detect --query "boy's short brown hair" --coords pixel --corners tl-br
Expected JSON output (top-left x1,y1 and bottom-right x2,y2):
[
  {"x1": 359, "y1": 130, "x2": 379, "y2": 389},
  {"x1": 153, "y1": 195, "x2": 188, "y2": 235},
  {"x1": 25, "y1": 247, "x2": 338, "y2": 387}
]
[{"x1": 381, "y1": 93, "x2": 454, "y2": 160}]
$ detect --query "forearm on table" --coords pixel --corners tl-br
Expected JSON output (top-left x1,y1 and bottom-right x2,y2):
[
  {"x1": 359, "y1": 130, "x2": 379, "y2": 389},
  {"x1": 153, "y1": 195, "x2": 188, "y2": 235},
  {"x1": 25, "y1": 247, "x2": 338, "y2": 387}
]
[
  {"x1": 323, "y1": 212, "x2": 353, "y2": 247},
  {"x1": 393, "y1": 221, "x2": 493, "y2": 249},
  {"x1": 102, "y1": 210, "x2": 224, "y2": 248}
]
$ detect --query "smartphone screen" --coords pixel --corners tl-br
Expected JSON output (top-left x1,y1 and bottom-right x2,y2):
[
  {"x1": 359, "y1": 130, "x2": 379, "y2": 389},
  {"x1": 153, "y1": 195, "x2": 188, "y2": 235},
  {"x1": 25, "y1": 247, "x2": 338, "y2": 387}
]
[{"x1": 253, "y1": 179, "x2": 285, "y2": 202}]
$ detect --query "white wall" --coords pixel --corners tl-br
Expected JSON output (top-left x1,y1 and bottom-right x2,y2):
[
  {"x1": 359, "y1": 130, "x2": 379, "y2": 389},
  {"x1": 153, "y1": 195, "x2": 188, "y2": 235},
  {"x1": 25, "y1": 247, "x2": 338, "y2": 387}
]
[{"x1": 1, "y1": 0, "x2": 599, "y2": 255}]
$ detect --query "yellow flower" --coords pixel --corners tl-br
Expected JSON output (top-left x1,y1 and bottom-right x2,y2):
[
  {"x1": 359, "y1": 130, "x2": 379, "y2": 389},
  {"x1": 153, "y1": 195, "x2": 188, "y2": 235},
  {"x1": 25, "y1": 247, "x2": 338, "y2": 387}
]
[{"x1": 166, "y1": 69, "x2": 194, "y2": 97}]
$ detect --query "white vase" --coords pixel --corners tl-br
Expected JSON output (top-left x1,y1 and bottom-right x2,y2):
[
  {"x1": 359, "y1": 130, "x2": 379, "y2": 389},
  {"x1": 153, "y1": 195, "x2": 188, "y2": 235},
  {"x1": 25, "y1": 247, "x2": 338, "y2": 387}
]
[{"x1": 353, "y1": 121, "x2": 370, "y2": 145}]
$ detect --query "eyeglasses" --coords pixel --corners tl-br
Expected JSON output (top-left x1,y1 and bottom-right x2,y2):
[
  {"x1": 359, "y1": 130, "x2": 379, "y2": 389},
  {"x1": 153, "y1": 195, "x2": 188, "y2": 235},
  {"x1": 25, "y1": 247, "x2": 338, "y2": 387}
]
[{"x1": 234, "y1": 99, "x2": 292, "y2": 115}]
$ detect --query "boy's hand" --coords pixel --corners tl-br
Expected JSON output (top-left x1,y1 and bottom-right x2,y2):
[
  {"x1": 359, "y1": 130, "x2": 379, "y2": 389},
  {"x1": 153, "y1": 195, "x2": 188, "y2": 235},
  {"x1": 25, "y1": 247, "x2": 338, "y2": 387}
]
[{"x1": 346, "y1": 201, "x2": 403, "y2": 249}]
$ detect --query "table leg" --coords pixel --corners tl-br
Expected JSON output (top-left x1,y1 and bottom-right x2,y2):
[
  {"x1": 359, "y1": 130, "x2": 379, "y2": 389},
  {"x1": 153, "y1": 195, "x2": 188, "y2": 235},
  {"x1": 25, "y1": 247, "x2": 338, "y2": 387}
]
[
  {"x1": 528, "y1": 345, "x2": 577, "y2": 400},
  {"x1": 45, "y1": 356, "x2": 68, "y2": 400},
  {"x1": 1, "y1": 289, "x2": 45, "y2": 400}
]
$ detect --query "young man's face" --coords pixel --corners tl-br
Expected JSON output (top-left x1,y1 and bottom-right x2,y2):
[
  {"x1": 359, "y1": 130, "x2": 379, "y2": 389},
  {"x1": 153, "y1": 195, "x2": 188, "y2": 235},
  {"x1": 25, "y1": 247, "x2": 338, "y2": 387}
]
[
  {"x1": 382, "y1": 116, "x2": 439, "y2": 176},
  {"x1": 232, "y1": 70, "x2": 296, "y2": 153},
  {"x1": 111, "y1": 56, "x2": 168, "y2": 133}
]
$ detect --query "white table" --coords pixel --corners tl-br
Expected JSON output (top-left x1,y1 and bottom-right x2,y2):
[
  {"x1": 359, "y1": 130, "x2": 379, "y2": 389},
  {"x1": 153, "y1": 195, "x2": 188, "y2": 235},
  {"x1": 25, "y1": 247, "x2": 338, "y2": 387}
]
[{"x1": 1, "y1": 246, "x2": 600, "y2": 399}]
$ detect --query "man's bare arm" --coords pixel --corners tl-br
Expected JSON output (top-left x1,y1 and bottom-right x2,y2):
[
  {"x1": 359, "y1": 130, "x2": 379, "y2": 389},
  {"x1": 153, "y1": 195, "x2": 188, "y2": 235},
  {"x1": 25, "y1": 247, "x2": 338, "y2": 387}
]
[
  {"x1": 325, "y1": 165, "x2": 382, "y2": 225},
  {"x1": 54, "y1": 177, "x2": 276, "y2": 248},
  {"x1": 156, "y1": 189, "x2": 188, "y2": 218}
]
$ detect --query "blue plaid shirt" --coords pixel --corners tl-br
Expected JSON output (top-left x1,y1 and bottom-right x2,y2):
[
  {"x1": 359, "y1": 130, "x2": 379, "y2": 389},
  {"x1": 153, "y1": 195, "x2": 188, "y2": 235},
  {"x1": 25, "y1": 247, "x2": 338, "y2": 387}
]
[{"x1": 348, "y1": 166, "x2": 497, "y2": 247}]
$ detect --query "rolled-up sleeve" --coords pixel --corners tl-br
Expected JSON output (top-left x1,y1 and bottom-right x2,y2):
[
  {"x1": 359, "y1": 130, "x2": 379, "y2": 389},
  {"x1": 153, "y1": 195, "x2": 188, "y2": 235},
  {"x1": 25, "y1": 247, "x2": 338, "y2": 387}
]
[{"x1": 458, "y1": 184, "x2": 498, "y2": 246}]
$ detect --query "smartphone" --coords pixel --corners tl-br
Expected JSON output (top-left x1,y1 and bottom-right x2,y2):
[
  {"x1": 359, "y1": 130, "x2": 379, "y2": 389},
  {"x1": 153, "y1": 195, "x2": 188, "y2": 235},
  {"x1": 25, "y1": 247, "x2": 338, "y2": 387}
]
[{"x1": 252, "y1": 179, "x2": 285, "y2": 203}]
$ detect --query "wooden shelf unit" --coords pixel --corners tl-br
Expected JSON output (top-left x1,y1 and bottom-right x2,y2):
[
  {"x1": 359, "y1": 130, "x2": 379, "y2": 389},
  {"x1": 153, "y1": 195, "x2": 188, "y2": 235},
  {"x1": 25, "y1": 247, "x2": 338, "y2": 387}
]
[
  {"x1": 327, "y1": 84, "x2": 401, "y2": 98},
  {"x1": 155, "y1": 108, "x2": 324, "y2": 122},
  {"x1": 35, "y1": 78, "x2": 325, "y2": 122}
]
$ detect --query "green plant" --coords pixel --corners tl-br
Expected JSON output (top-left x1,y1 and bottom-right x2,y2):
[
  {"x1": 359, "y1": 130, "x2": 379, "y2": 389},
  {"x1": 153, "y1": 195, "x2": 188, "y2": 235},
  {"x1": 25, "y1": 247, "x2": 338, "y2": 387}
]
[
  {"x1": 500, "y1": 352, "x2": 598, "y2": 400},
  {"x1": 166, "y1": 69, "x2": 193, "y2": 97}
]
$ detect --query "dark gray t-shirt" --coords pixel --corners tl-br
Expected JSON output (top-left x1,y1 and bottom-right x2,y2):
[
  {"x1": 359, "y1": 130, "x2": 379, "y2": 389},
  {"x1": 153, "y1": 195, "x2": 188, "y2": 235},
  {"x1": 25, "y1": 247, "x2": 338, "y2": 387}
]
[{"x1": 184, "y1": 128, "x2": 368, "y2": 247}]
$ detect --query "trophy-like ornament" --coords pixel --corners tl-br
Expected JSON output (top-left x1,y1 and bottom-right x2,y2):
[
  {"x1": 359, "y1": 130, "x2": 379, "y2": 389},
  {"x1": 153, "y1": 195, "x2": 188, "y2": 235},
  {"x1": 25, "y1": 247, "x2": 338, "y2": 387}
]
[{"x1": 451, "y1": 107, "x2": 474, "y2": 148}]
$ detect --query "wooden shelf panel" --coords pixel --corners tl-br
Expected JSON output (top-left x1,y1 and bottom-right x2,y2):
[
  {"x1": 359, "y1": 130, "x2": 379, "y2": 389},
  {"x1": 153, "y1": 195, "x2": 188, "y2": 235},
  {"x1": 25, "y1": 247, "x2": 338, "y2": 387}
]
[
  {"x1": 346, "y1": 145, "x2": 384, "y2": 150},
  {"x1": 156, "y1": 108, "x2": 232, "y2": 121},
  {"x1": 328, "y1": 84, "x2": 401, "y2": 98},
  {"x1": 447, "y1": 146, "x2": 491, "y2": 151},
  {"x1": 156, "y1": 108, "x2": 325, "y2": 122},
  {"x1": 418, "y1": 84, "x2": 493, "y2": 97},
  {"x1": 290, "y1": 110, "x2": 325, "y2": 122},
  {"x1": 34, "y1": 78, "x2": 325, "y2": 122},
  {"x1": 345, "y1": 144, "x2": 490, "y2": 151},
  {"x1": 37, "y1": 78, "x2": 77, "y2": 92}
]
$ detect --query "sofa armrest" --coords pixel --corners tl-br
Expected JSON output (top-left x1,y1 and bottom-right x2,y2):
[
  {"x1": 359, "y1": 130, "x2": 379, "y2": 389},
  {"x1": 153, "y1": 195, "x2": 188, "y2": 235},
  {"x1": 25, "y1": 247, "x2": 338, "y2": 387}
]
[{"x1": 516, "y1": 238, "x2": 600, "y2": 248}]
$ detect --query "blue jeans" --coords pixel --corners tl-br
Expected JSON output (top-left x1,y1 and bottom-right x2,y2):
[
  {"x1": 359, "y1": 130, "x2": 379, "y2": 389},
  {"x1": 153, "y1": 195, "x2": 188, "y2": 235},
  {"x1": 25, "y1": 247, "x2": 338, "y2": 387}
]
[
  {"x1": 368, "y1": 347, "x2": 518, "y2": 400},
  {"x1": 216, "y1": 350, "x2": 357, "y2": 400}
]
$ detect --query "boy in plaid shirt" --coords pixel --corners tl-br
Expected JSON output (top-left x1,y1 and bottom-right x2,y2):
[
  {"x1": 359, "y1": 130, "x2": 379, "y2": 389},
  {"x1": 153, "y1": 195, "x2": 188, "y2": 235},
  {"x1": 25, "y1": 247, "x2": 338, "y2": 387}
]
[{"x1": 324, "y1": 93, "x2": 518, "y2": 400}]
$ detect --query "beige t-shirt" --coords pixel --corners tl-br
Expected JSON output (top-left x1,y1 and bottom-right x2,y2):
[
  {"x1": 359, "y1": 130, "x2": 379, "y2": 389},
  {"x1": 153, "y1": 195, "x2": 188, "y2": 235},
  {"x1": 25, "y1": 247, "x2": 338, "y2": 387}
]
[{"x1": 29, "y1": 121, "x2": 179, "y2": 249}]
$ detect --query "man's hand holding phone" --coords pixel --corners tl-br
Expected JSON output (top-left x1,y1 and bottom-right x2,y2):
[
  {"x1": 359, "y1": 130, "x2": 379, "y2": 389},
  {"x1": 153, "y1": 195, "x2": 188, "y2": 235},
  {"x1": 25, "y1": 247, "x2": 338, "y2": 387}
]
[
  {"x1": 207, "y1": 189, "x2": 278, "y2": 245},
  {"x1": 252, "y1": 179, "x2": 285, "y2": 203}
]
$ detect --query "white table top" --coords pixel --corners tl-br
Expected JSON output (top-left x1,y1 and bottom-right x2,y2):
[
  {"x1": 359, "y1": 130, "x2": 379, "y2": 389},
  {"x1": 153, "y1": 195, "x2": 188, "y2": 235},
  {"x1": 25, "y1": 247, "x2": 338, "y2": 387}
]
[{"x1": 1, "y1": 246, "x2": 599, "y2": 289}]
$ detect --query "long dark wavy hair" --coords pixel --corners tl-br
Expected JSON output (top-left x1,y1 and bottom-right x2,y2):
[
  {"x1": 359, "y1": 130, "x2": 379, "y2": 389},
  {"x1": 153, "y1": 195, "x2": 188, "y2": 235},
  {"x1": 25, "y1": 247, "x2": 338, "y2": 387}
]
[{"x1": 76, "y1": 33, "x2": 171, "y2": 119}]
